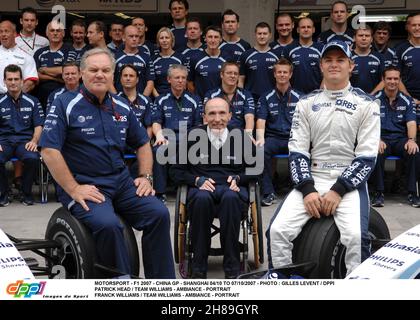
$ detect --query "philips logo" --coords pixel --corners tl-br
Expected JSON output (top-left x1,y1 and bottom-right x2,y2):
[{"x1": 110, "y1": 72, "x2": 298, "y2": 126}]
[{"x1": 336, "y1": 99, "x2": 357, "y2": 110}]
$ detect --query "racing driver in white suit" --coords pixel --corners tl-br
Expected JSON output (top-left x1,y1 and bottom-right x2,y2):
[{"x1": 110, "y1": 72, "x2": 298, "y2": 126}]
[{"x1": 267, "y1": 40, "x2": 381, "y2": 275}]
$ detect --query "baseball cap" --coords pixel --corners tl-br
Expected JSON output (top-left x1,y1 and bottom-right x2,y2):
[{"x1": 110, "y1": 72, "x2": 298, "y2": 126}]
[{"x1": 321, "y1": 40, "x2": 352, "y2": 58}]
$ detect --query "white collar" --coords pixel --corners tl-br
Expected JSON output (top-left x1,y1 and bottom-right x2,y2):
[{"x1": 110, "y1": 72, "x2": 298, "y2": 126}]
[{"x1": 207, "y1": 126, "x2": 228, "y2": 150}]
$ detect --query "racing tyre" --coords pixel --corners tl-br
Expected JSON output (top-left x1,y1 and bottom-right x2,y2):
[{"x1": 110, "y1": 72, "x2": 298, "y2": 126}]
[{"x1": 292, "y1": 207, "x2": 390, "y2": 279}]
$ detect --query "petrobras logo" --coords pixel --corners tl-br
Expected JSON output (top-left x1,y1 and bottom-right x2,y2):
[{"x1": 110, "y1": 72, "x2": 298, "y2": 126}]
[{"x1": 6, "y1": 280, "x2": 46, "y2": 298}]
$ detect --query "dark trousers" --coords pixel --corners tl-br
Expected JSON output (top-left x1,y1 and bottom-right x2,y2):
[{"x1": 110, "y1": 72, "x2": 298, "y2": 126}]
[
  {"x1": 58, "y1": 168, "x2": 175, "y2": 279},
  {"x1": 262, "y1": 136, "x2": 289, "y2": 196},
  {"x1": 0, "y1": 141, "x2": 39, "y2": 197},
  {"x1": 371, "y1": 138, "x2": 419, "y2": 194},
  {"x1": 187, "y1": 185, "x2": 248, "y2": 275}
]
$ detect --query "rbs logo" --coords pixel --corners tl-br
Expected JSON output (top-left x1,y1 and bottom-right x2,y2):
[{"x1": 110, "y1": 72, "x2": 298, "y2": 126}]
[
  {"x1": 6, "y1": 280, "x2": 46, "y2": 298},
  {"x1": 336, "y1": 99, "x2": 357, "y2": 110}
]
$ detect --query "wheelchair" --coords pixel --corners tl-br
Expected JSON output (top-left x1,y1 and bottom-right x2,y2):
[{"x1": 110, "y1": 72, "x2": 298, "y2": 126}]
[
  {"x1": 173, "y1": 181, "x2": 264, "y2": 278},
  {"x1": 7, "y1": 207, "x2": 140, "y2": 279}
]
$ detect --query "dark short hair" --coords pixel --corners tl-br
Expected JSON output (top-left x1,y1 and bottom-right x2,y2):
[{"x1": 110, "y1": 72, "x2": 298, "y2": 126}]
[
  {"x1": 382, "y1": 66, "x2": 401, "y2": 78},
  {"x1": 120, "y1": 64, "x2": 139, "y2": 79},
  {"x1": 205, "y1": 25, "x2": 222, "y2": 37},
  {"x1": 186, "y1": 17, "x2": 202, "y2": 30},
  {"x1": 89, "y1": 21, "x2": 107, "y2": 34},
  {"x1": 275, "y1": 13, "x2": 294, "y2": 24},
  {"x1": 222, "y1": 9, "x2": 240, "y2": 23},
  {"x1": 169, "y1": 0, "x2": 189, "y2": 10},
  {"x1": 331, "y1": 1, "x2": 348, "y2": 12},
  {"x1": 274, "y1": 58, "x2": 293, "y2": 73},
  {"x1": 4, "y1": 64, "x2": 22, "y2": 80},
  {"x1": 71, "y1": 19, "x2": 86, "y2": 29},
  {"x1": 255, "y1": 22, "x2": 271, "y2": 33},
  {"x1": 21, "y1": 7, "x2": 38, "y2": 17},
  {"x1": 373, "y1": 21, "x2": 392, "y2": 34}
]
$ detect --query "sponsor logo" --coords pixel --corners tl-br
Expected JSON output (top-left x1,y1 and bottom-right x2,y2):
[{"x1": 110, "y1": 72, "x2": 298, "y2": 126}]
[
  {"x1": 312, "y1": 104, "x2": 321, "y2": 112},
  {"x1": 77, "y1": 115, "x2": 85, "y2": 123},
  {"x1": 336, "y1": 99, "x2": 357, "y2": 110},
  {"x1": 6, "y1": 280, "x2": 46, "y2": 298}
]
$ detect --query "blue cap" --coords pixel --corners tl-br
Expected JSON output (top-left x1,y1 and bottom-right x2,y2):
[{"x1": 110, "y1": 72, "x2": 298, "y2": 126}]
[{"x1": 321, "y1": 40, "x2": 352, "y2": 58}]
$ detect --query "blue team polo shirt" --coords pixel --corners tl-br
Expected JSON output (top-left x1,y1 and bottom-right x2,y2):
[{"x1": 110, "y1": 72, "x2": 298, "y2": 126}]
[
  {"x1": 375, "y1": 90, "x2": 417, "y2": 140},
  {"x1": 152, "y1": 52, "x2": 185, "y2": 94},
  {"x1": 117, "y1": 91, "x2": 152, "y2": 127},
  {"x1": 0, "y1": 92, "x2": 44, "y2": 144},
  {"x1": 256, "y1": 87, "x2": 301, "y2": 138},
  {"x1": 39, "y1": 86, "x2": 149, "y2": 176},
  {"x1": 395, "y1": 41, "x2": 420, "y2": 100},
  {"x1": 351, "y1": 50, "x2": 384, "y2": 94}
]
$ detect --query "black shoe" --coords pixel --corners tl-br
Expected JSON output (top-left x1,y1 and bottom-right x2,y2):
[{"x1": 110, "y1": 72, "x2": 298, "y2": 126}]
[
  {"x1": 261, "y1": 193, "x2": 275, "y2": 206},
  {"x1": 408, "y1": 193, "x2": 420, "y2": 208},
  {"x1": 371, "y1": 192, "x2": 384, "y2": 207},
  {"x1": 21, "y1": 196, "x2": 34, "y2": 206},
  {"x1": 191, "y1": 271, "x2": 207, "y2": 279},
  {"x1": 0, "y1": 194, "x2": 10, "y2": 207}
]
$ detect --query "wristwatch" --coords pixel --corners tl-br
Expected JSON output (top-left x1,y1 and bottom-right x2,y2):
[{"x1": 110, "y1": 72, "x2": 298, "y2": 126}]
[{"x1": 139, "y1": 174, "x2": 153, "y2": 186}]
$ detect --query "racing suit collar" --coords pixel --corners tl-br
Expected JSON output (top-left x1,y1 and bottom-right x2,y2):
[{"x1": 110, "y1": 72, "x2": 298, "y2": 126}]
[{"x1": 323, "y1": 83, "x2": 351, "y2": 100}]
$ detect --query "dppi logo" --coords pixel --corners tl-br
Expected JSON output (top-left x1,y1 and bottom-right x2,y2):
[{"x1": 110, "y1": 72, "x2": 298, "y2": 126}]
[{"x1": 6, "y1": 280, "x2": 46, "y2": 298}]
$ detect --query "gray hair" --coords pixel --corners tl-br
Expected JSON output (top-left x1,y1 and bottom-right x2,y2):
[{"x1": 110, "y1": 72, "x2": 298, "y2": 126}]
[
  {"x1": 167, "y1": 64, "x2": 188, "y2": 78},
  {"x1": 80, "y1": 47, "x2": 116, "y2": 72}
]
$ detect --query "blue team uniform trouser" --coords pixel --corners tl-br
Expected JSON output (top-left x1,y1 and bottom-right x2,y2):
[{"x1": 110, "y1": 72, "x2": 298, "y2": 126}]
[
  {"x1": 262, "y1": 136, "x2": 289, "y2": 196},
  {"x1": 0, "y1": 141, "x2": 39, "y2": 197},
  {"x1": 57, "y1": 168, "x2": 175, "y2": 279},
  {"x1": 187, "y1": 185, "x2": 248, "y2": 275},
  {"x1": 371, "y1": 138, "x2": 419, "y2": 194}
]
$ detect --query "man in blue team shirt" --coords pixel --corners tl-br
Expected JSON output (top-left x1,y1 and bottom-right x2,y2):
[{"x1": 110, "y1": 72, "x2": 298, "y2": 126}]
[
  {"x1": 282, "y1": 17, "x2": 323, "y2": 94},
  {"x1": 239, "y1": 22, "x2": 279, "y2": 102},
  {"x1": 350, "y1": 26, "x2": 384, "y2": 95},
  {"x1": 46, "y1": 62, "x2": 81, "y2": 113},
  {"x1": 33, "y1": 20, "x2": 70, "y2": 110},
  {"x1": 67, "y1": 20, "x2": 88, "y2": 65},
  {"x1": 107, "y1": 23, "x2": 124, "y2": 54},
  {"x1": 270, "y1": 13, "x2": 295, "y2": 56},
  {"x1": 220, "y1": 9, "x2": 251, "y2": 63},
  {"x1": 169, "y1": 0, "x2": 189, "y2": 51},
  {"x1": 114, "y1": 25, "x2": 155, "y2": 97},
  {"x1": 372, "y1": 21, "x2": 397, "y2": 68},
  {"x1": 204, "y1": 62, "x2": 255, "y2": 132},
  {"x1": 256, "y1": 59, "x2": 301, "y2": 206},
  {"x1": 317, "y1": 1, "x2": 354, "y2": 47},
  {"x1": 177, "y1": 17, "x2": 205, "y2": 73},
  {"x1": 0, "y1": 64, "x2": 44, "y2": 206},
  {"x1": 152, "y1": 64, "x2": 202, "y2": 203},
  {"x1": 39, "y1": 48, "x2": 175, "y2": 279},
  {"x1": 371, "y1": 66, "x2": 420, "y2": 208},
  {"x1": 132, "y1": 17, "x2": 158, "y2": 58}
]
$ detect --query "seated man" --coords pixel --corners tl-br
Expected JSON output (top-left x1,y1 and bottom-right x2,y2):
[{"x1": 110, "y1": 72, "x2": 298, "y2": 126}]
[
  {"x1": 0, "y1": 64, "x2": 44, "y2": 206},
  {"x1": 371, "y1": 66, "x2": 419, "y2": 207},
  {"x1": 170, "y1": 97, "x2": 261, "y2": 279},
  {"x1": 39, "y1": 48, "x2": 175, "y2": 279}
]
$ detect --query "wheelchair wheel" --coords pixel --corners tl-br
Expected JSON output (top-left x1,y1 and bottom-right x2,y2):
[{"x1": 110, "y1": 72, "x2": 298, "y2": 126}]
[
  {"x1": 45, "y1": 207, "x2": 140, "y2": 279},
  {"x1": 292, "y1": 207, "x2": 390, "y2": 279}
]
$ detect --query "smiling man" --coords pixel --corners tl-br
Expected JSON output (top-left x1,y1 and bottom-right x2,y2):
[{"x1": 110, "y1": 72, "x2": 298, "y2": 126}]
[{"x1": 266, "y1": 40, "x2": 380, "y2": 276}]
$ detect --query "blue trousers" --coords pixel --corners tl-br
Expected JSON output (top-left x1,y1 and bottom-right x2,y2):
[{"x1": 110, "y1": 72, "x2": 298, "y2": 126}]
[
  {"x1": 57, "y1": 168, "x2": 175, "y2": 279},
  {"x1": 0, "y1": 141, "x2": 39, "y2": 197},
  {"x1": 262, "y1": 136, "x2": 289, "y2": 196},
  {"x1": 371, "y1": 138, "x2": 419, "y2": 193},
  {"x1": 187, "y1": 185, "x2": 248, "y2": 275}
]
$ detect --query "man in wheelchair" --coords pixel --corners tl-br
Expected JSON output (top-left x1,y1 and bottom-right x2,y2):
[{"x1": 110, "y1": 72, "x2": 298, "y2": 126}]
[
  {"x1": 170, "y1": 97, "x2": 261, "y2": 279},
  {"x1": 39, "y1": 48, "x2": 175, "y2": 279}
]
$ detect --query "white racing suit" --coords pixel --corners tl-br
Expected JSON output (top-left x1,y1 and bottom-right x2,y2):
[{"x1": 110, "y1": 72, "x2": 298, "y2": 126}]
[{"x1": 267, "y1": 84, "x2": 380, "y2": 275}]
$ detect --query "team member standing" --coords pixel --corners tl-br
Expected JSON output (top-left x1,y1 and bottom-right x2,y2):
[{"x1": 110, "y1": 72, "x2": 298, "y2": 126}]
[
  {"x1": 0, "y1": 64, "x2": 44, "y2": 206},
  {"x1": 177, "y1": 18, "x2": 205, "y2": 73},
  {"x1": 39, "y1": 48, "x2": 175, "y2": 279},
  {"x1": 372, "y1": 21, "x2": 397, "y2": 68},
  {"x1": 169, "y1": 0, "x2": 189, "y2": 51},
  {"x1": 270, "y1": 13, "x2": 295, "y2": 56},
  {"x1": 371, "y1": 67, "x2": 419, "y2": 208},
  {"x1": 239, "y1": 22, "x2": 279, "y2": 102},
  {"x1": 16, "y1": 7, "x2": 49, "y2": 56},
  {"x1": 220, "y1": 9, "x2": 251, "y2": 63},
  {"x1": 266, "y1": 41, "x2": 380, "y2": 275},
  {"x1": 282, "y1": 17, "x2": 323, "y2": 94},
  {"x1": 256, "y1": 59, "x2": 302, "y2": 206}
]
